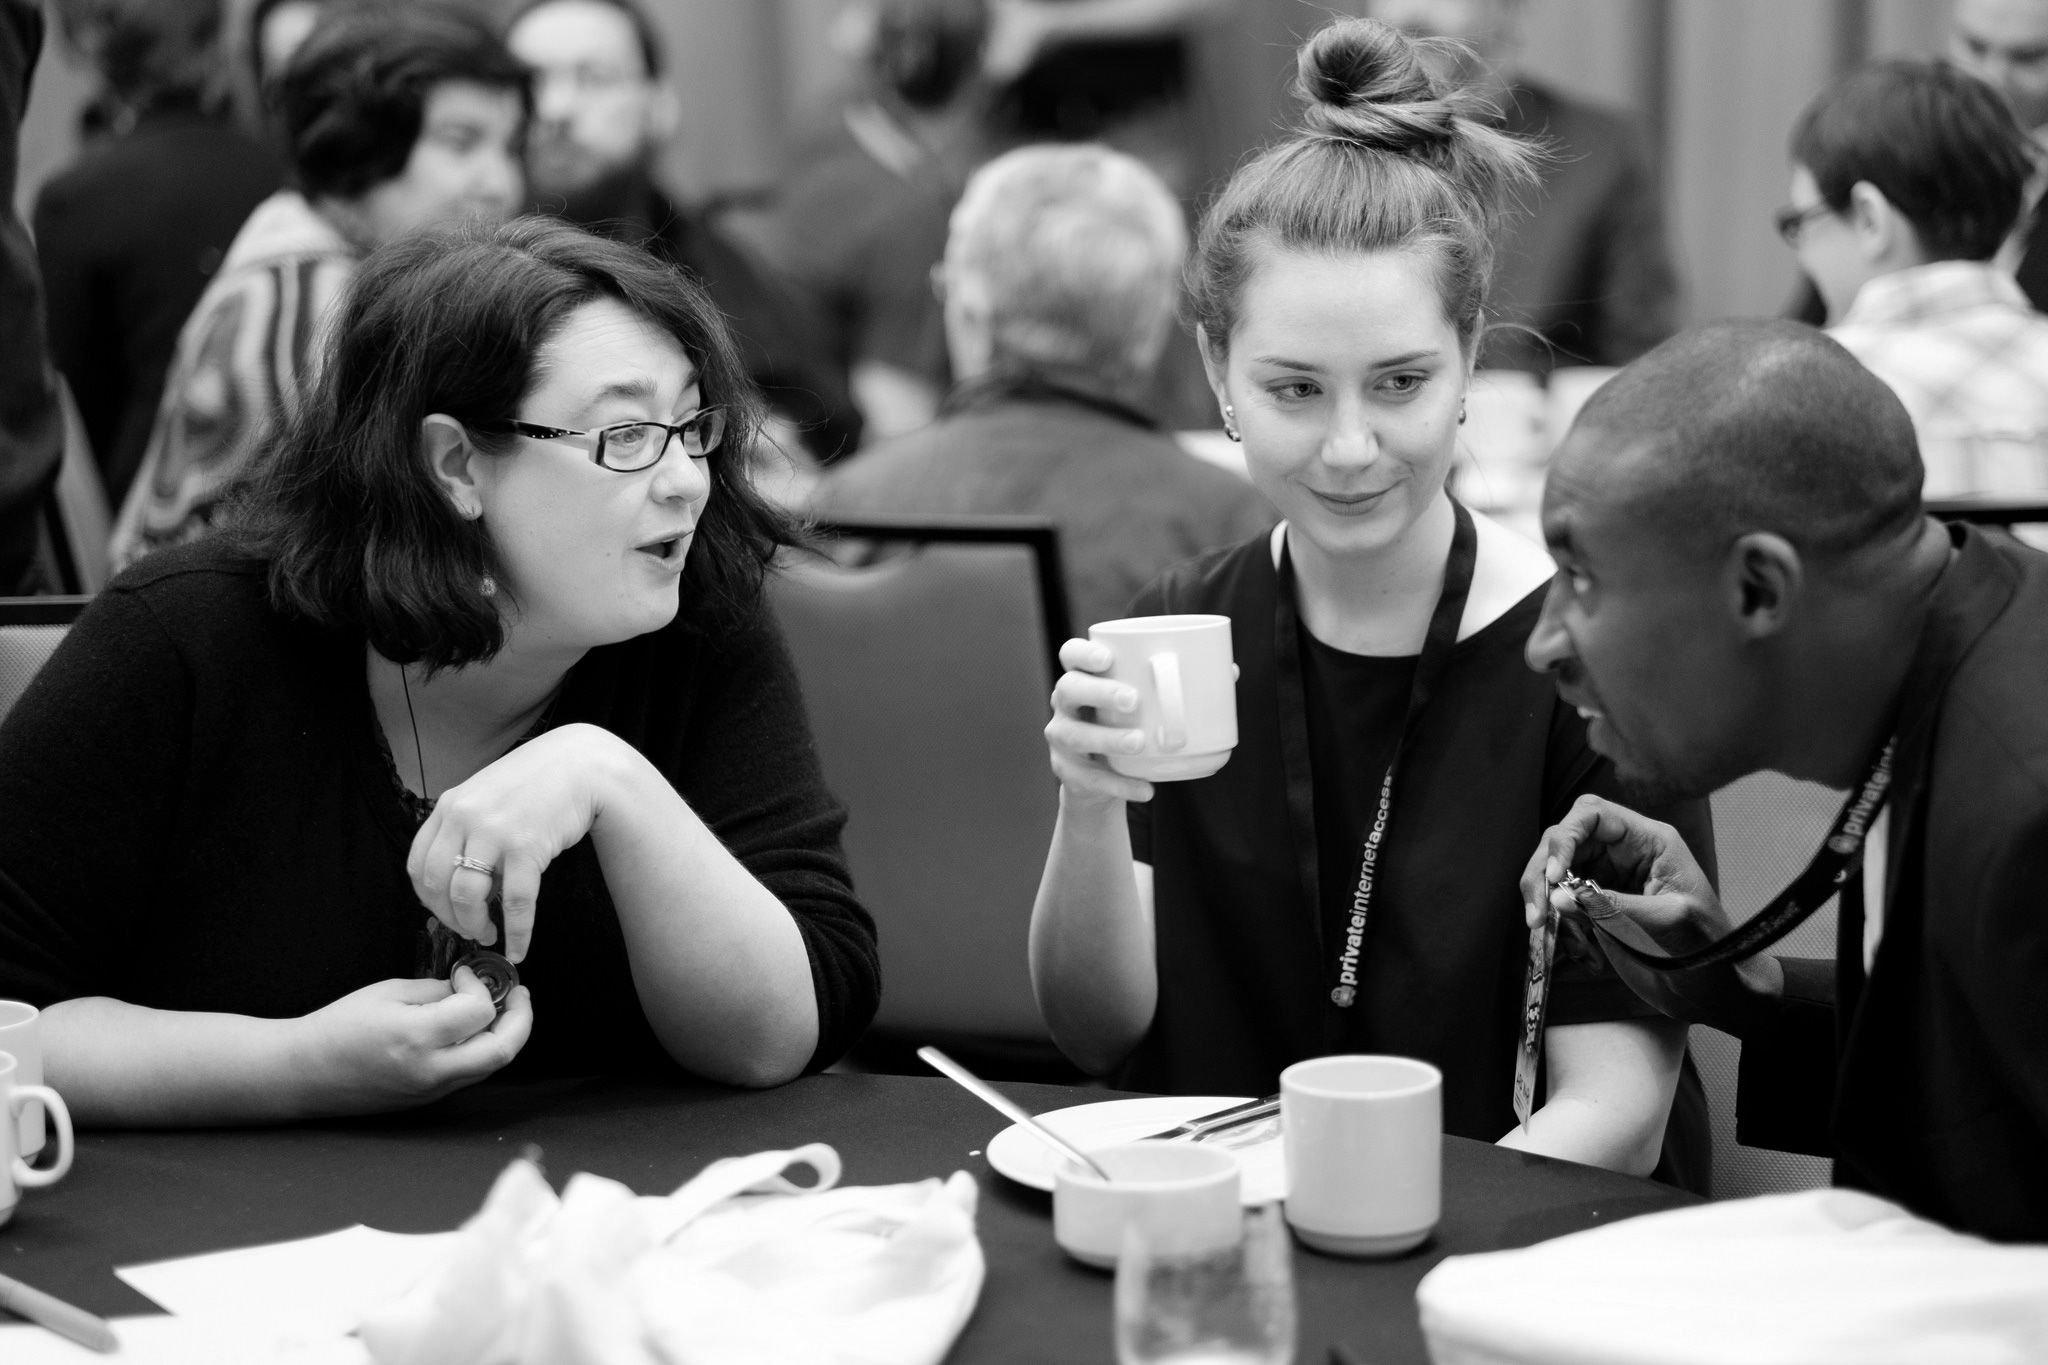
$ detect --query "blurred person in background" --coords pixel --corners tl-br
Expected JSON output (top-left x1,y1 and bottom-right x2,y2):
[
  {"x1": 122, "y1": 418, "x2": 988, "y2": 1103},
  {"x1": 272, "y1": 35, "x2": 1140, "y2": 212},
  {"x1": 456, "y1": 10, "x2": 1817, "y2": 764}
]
[
  {"x1": 34, "y1": 0, "x2": 283, "y2": 506},
  {"x1": 748, "y1": 0, "x2": 989, "y2": 444},
  {"x1": 109, "y1": 2, "x2": 528, "y2": 569},
  {"x1": 813, "y1": 143, "x2": 1271, "y2": 630},
  {"x1": 1783, "y1": 61, "x2": 2048, "y2": 500},
  {"x1": 506, "y1": 0, "x2": 861, "y2": 464},
  {"x1": 980, "y1": 0, "x2": 1232, "y2": 194},
  {"x1": 1, "y1": 0, "x2": 60, "y2": 594},
  {"x1": 1365, "y1": 0, "x2": 1679, "y2": 373},
  {"x1": 249, "y1": 0, "x2": 326, "y2": 88},
  {"x1": 1951, "y1": 0, "x2": 2048, "y2": 309}
]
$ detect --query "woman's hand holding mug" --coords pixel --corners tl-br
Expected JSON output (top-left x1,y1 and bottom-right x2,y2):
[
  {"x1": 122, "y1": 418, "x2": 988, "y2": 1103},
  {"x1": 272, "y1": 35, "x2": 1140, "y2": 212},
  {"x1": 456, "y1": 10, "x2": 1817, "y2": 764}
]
[{"x1": 1045, "y1": 638, "x2": 1158, "y2": 808}]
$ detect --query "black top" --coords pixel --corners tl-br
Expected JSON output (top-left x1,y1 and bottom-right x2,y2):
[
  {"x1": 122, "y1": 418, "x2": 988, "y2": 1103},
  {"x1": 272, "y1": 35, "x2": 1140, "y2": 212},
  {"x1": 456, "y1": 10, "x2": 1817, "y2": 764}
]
[
  {"x1": 1124, "y1": 533, "x2": 1710, "y2": 1185},
  {"x1": 1737, "y1": 523, "x2": 2048, "y2": 1241},
  {"x1": 32, "y1": 107, "x2": 284, "y2": 501},
  {"x1": 0, "y1": 546, "x2": 880, "y2": 1079}
]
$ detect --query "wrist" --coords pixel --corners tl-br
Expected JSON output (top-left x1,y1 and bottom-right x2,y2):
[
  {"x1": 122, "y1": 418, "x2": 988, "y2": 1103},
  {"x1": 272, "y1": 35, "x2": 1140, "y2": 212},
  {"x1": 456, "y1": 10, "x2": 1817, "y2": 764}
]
[{"x1": 1058, "y1": 782, "x2": 1127, "y2": 823}]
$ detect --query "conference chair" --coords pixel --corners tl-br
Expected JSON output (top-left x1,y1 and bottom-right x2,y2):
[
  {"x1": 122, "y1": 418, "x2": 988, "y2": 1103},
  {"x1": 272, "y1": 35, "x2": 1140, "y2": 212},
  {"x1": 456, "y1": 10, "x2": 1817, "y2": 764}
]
[
  {"x1": 0, "y1": 596, "x2": 90, "y2": 725},
  {"x1": 770, "y1": 516, "x2": 1076, "y2": 1080},
  {"x1": 1692, "y1": 773, "x2": 1845, "y2": 1199},
  {"x1": 33, "y1": 380, "x2": 113, "y2": 596}
]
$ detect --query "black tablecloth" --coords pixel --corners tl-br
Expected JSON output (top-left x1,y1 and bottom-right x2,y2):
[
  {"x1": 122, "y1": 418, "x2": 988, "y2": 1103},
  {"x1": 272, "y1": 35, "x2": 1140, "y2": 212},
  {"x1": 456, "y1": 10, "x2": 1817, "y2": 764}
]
[{"x1": 1, "y1": 1074, "x2": 1697, "y2": 1363}]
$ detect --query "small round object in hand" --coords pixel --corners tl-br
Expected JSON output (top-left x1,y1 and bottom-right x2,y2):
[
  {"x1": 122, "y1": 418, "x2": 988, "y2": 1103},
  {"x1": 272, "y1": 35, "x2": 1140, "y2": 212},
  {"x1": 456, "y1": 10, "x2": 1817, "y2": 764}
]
[
  {"x1": 456, "y1": 947, "x2": 519, "y2": 1013},
  {"x1": 452, "y1": 854, "x2": 496, "y2": 876}
]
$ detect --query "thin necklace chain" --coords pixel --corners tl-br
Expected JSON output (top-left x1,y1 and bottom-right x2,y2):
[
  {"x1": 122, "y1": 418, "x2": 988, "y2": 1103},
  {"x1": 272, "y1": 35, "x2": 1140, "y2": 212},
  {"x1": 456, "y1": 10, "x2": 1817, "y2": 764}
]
[{"x1": 400, "y1": 665, "x2": 428, "y2": 798}]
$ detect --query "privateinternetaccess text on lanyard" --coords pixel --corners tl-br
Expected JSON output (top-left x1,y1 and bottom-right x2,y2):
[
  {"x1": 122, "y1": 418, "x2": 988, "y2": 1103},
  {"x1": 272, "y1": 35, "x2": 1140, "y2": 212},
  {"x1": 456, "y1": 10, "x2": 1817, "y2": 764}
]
[{"x1": 1278, "y1": 502, "x2": 1478, "y2": 1011}]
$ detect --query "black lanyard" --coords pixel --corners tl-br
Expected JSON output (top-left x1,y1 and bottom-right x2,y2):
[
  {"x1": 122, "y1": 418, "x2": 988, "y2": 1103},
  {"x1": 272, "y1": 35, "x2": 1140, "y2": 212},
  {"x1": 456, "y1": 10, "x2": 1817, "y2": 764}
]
[
  {"x1": 1579, "y1": 737, "x2": 1896, "y2": 973},
  {"x1": 1274, "y1": 500, "x2": 1478, "y2": 1010}
]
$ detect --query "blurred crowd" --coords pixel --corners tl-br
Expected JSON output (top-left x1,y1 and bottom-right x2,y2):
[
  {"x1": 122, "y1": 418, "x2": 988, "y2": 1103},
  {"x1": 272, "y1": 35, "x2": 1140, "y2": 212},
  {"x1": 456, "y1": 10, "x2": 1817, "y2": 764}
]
[{"x1": 3, "y1": 0, "x2": 2048, "y2": 597}]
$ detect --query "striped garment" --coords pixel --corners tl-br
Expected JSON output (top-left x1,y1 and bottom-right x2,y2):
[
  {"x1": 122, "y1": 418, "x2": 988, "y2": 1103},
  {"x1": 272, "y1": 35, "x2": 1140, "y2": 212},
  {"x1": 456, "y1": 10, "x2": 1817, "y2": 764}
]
[
  {"x1": 1830, "y1": 259, "x2": 2048, "y2": 500},
  {"x1": 108, "y1": 191, "x2": 359, "y2": 570}
]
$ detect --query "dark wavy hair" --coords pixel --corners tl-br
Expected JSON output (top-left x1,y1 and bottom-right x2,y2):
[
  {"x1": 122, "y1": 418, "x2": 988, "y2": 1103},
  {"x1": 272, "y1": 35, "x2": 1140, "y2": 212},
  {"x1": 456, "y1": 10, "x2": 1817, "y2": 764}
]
[
  {"x1": 231, "y1": 217, "x2": 791, "y2": 671},
  {"x1": 1791, "y1": 60, "x2": 2038, "y2": 264},
  {"x1": 1187, "y1": 17, "x2": 1538, "y2": 355},
  {"x1": 279, "y1": 1, "x2": 532, "y2": 201}
]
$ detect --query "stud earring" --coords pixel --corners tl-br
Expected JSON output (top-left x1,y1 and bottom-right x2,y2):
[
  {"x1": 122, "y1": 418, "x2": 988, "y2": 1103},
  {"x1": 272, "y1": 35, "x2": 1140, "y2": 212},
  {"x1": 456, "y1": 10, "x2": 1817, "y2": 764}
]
[
  {"x1": 1223, "y1": 403, "x2": 1241, "y2": 443},
  {"x1": 1457, "y1": 406, "x2": 1468, "y2": 426},
  {"x1": 480, "y1": 573, "x2": 498, "y2": 599}
]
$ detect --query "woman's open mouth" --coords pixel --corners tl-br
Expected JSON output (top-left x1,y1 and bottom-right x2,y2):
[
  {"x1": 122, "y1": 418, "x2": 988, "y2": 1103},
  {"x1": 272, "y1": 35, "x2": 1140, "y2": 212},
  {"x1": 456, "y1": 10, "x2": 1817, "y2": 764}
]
[{"x1": 636, "y1": 535, "x2": 688, "y2": 568}]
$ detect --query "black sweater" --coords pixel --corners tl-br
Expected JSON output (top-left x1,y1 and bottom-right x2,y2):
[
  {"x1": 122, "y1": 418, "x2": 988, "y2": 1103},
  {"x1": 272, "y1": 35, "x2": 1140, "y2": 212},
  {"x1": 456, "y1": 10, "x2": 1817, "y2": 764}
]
[{"x1": 0, "y1": 546, "x2": 878, "y2": 1079}]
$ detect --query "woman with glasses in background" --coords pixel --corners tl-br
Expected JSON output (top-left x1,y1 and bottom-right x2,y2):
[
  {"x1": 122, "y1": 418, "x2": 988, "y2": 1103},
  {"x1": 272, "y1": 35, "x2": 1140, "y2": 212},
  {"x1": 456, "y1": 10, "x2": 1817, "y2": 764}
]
[{"x1": 0, "y1": 218, "x2": 878, "y2": 1125}]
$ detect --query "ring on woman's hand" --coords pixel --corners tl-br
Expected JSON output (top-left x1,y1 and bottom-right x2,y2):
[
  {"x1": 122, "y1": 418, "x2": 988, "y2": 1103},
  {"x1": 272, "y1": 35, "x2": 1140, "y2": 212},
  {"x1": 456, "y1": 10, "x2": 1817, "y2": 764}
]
[{"x1": 452, "y1": 854, "x2": 496, "y2": 876}]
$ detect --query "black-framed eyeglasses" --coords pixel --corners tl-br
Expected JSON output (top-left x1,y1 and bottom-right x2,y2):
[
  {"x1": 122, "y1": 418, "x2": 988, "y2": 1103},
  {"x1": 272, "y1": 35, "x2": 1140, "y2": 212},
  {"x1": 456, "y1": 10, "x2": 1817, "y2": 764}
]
[
  {"x1": 478, "y1": 408, "x2": 726, "y2": 472},
  {"x1": 1773, "y1": 201, "x2": 1833, "y2": 245}
]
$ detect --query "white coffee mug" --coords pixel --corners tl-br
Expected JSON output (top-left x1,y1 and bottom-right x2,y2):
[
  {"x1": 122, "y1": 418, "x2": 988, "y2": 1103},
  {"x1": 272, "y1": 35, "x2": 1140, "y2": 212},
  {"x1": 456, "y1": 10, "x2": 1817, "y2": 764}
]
[
  {"x1": 1281, "y1": 1054, "x2": 1441, "y2": 1257},
  {"x1": 1088, "y1": 614, "x2": 1237, "y2": 781},
  {"x1": 1053, "y1": 1140, "x2": 1242, "y2": 1269},
  {"x1": 0, "y1": 1050, "x2": 72, "y2": 1227},
  {"x1": 0, "y1": 1001, "x2": 44, "y2": 1156}
]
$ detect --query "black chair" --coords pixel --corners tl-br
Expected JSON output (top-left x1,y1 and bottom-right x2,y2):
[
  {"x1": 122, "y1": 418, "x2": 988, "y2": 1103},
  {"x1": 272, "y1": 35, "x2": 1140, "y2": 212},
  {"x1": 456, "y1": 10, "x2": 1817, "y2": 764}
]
[
  {"x1": 771, "y1": 516, "x2": 1078, "y2": 1080},
  {"x1": 0, "y1": 596, "x2": 91, "y2": 724}
]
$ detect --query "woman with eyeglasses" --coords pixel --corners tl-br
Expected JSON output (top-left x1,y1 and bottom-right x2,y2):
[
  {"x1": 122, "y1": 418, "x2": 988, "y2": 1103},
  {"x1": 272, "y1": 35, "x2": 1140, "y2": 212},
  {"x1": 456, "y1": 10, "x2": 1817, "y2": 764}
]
[{"x1": 0, "y1": 218, "x2": 878, "y2": 1125}]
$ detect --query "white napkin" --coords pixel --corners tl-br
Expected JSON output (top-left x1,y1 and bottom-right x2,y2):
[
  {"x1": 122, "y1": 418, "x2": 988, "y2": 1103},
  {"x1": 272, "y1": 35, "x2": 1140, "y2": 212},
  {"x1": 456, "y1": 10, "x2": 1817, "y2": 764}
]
[
  {"x1": 359, "y1": 1145, "x2": 984, "y2": 1365},
  {"x1": 1416, "y1": 1188, "x2": 2048, "y2": 1365}
]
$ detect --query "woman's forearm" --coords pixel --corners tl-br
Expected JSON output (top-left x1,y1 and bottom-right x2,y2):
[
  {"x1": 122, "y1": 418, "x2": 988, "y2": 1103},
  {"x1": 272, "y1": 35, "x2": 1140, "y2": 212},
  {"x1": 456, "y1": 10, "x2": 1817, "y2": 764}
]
[
  {"x1": 42, "y1": 998, "x2": 306, "y2": 1127},
  {"x1": 1496, "y1": 1018, "x2": 1686, "y2": 1177},
  {"x1": 587, "y1": 745, "x2": 822, "y2": 1088},
  {"x1": 1028, "y1": 787, "x2": 1157, "y2": 1075}
]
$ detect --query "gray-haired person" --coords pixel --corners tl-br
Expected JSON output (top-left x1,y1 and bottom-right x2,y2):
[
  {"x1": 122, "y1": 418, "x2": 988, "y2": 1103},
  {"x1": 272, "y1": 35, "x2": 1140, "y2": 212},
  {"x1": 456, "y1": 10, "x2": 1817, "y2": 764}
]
[{"x1": 813, "y1": 141, "x2": 1272, "y2": 630}]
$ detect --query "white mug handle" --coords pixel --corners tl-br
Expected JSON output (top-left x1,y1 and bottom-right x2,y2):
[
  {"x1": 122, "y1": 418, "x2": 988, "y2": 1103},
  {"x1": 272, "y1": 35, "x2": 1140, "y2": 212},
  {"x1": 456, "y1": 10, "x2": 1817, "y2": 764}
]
[
  {"x1": 11, "y1": 1086, "x2": 71, "y2": 1187},
  {"x1": 1150, "y1": 652, "x2": 1187, "y2": 752}
]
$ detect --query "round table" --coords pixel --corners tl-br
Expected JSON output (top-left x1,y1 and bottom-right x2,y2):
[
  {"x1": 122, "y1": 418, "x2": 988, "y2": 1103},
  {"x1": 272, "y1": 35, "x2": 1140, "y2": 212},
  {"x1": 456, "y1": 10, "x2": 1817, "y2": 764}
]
[{"x1": 2, "y1": 1073, "x2": 1697, "y2": 1363}]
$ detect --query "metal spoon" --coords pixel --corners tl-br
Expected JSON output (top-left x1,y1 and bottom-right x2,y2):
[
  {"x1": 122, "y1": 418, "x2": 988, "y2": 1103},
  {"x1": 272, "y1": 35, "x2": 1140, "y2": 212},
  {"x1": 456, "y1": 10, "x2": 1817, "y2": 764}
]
[{"x1": 917, "y1": 1046, "x2": 1114, "y2": 1181}]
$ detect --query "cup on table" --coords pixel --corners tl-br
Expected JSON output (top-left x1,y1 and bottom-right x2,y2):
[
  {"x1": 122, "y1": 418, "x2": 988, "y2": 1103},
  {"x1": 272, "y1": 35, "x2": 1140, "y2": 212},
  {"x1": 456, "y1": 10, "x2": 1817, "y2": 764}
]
[
  {"x1": 1281, "y1": 1054, "x2": 1441, "y2": 1258},
  {"x1": 1053, "y1": 1140, "x2": 1241, "y2": 1269},
  {"x1": 0, "y1": 1001, "x2": 45, "y2": 1156},
  {"x1": 0, "y1": 1050, "x2": 72, "y2": 1227},
  {"x1": 1087, "y1": 615, "x2": 1237, "y2": 782}
]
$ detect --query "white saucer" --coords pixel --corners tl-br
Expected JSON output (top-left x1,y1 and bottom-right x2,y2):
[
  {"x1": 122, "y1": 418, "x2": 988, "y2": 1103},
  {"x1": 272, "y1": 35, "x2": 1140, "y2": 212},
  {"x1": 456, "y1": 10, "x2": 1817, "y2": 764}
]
[{"x1": 984, "y1": 1095, "x2": 1286, "y2": 1206}]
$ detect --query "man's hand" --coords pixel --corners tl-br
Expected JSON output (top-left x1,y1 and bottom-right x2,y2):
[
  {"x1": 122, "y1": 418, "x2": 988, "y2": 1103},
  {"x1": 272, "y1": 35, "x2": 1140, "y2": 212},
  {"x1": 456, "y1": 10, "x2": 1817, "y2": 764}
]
[{"x1": 1521, "y1": 794, "x2": 1784, "y2": 1035}]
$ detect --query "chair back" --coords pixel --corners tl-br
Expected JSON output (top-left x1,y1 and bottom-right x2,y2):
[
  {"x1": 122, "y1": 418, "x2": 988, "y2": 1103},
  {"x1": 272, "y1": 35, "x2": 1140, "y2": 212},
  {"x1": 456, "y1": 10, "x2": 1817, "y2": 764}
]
[
  {"x1": 771, "y1": 518, "x2": 1069, "y2": 1048},
  {"x1": 34, "y1": 380, "x2": 113, "y2": 596},
  {"x1": 0, "y1": 597, "x2": 90, "y2": 724},
  {"x1": 1693, "y1": 772, "x2": 1845, "y2": 1198}
]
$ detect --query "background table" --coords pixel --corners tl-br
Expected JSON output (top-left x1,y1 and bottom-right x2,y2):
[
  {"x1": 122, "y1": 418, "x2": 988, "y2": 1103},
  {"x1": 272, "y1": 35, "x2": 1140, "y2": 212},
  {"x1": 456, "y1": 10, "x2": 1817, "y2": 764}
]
[{"x1": 1, "y1": 1074, "x2": 1697, "y2": 1363}]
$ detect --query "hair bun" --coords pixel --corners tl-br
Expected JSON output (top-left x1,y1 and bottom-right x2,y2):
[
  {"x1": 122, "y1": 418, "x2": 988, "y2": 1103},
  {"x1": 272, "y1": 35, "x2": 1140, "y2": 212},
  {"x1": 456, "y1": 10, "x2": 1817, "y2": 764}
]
[{"x1": 1293, "y1": 17, "x2": 1461, "y2": 154}]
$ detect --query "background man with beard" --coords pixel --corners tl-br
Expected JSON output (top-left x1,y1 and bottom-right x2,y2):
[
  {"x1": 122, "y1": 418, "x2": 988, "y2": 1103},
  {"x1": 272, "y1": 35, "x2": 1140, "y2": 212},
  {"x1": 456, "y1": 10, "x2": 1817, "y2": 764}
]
[
  {"x1": 1519, "y1": 318, "x2": 2048, "y2": 1241},
  {"x1": 506, "y1": 0, "x2": 861, "y2": 463}
]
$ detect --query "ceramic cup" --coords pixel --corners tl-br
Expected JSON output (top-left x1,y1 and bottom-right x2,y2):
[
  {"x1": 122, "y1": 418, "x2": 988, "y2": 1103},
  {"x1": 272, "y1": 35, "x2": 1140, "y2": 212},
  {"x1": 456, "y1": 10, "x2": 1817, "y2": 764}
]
[
  {"x1": 0, "y1": 1051, "x2": 71, "y2": 1227},
  {"x1": 1281, "y1": 1054, "x2": 1442, "y2": 1258},
  {"x1": 1088, "y1": 614, "x2": 1237, "y2": 782},
  {"x1": 1053, "y1": 1140, "x2": 1242, "y2": 1269},
  {"x1": 0, "y1": 1001, "x2": 43, "y2": 1156}
]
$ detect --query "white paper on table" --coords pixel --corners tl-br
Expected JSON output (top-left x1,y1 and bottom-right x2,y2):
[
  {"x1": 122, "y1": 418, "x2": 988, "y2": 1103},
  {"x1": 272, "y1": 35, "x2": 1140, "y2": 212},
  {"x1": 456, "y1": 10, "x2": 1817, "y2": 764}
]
[
  {"x1": 117, "y1": 1225, "x2": 456, "y2": 1340},
  {"x1": 0, "y1": 1313, "x2": 370, "y2": 1364}
]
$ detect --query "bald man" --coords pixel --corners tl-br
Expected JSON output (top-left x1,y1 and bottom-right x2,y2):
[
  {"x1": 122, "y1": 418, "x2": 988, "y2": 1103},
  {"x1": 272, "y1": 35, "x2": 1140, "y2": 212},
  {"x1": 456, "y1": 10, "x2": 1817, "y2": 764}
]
[{"x1": 1520, "y1": 319, "x2": 2048, "y2": 1241}]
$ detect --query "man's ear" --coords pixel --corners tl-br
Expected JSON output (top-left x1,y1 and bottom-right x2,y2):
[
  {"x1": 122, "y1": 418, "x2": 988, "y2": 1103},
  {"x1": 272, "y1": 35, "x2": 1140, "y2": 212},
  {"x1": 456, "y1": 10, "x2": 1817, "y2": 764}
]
[
  {"x1": 1727, "y1": 531, "x2": 1802, "y2": 640},
  {"x1": 421, "y1": 414, "x2": 484, "y2": 518},
  {"x1": 1847, "y1": 180, "x2": 1919, "y2": 266}
]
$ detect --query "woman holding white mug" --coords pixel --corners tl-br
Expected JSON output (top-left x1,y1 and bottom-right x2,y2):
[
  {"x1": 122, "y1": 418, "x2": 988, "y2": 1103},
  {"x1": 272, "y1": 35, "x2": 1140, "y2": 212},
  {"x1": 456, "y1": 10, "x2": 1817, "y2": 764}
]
[{"x1": 1032, "y1": 17, "x2": 1711, "y2": 1186}]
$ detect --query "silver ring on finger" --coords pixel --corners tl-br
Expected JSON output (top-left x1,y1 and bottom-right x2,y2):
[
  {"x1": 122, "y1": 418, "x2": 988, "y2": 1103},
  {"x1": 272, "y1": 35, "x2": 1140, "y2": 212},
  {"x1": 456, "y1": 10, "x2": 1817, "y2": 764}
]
[{"x1": 452, "y1": 854, "x2": 496, "y2": 877}]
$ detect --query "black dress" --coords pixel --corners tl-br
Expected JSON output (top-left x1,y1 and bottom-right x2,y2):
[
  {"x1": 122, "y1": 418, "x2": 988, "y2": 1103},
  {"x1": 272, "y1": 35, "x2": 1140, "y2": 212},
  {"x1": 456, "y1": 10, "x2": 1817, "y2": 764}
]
[
  {"x1": 0, "y1": 545, "x2": 879, "y2": 1079},
  {"x1": 1125, "y1": 531, "x2": 1711, "y2": 1190}
]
